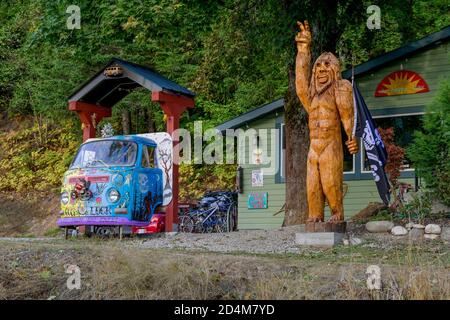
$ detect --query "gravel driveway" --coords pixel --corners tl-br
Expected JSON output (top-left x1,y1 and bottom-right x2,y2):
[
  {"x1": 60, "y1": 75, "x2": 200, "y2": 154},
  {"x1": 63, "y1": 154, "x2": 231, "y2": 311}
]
[
  {"x1": 130, "y1": 222, "x2": 449, "y2": 254},
  {"x1": 133, "y1": 225, "x2": 308, "y2": 254}
]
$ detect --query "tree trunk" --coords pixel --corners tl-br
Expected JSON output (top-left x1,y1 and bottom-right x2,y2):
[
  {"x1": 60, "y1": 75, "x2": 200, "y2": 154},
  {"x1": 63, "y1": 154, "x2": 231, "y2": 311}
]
[
  {"x1": 122, "y1": 109, "x2": 130, "y2": 135},
  {"x1": 147, "y1": 108, "x2": 155, "y2": 133},
  {"x1": 138, "y1": 107, "x2": 146, "y2": 133},
  {"x1": 283, "y1": 68, "x2": 309, "y2": 226},
  {"x1": 0, "y1": 110, "x2": 6, "y2": 126},
  {"x1": 282, "y1": 1, "x2": 340, "y2": 226}
]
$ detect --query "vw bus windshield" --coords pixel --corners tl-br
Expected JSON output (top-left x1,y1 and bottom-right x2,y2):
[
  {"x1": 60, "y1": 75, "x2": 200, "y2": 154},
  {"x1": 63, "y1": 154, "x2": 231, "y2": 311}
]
[{"x1": 70, "y1": 140, "x2": 137, "y2": 168}]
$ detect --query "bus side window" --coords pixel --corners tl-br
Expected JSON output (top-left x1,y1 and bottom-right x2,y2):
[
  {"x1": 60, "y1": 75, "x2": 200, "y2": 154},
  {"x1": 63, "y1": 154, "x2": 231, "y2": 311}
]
[
  {"x1": 141, "y1": 146, "x2": 150, "y2": 168},
  {"x1": 141, "y1": 146, "x2": 155, "y2": 168},
  {"x1": 148, "y1": 147, "x2": 155, "y2": 168}
]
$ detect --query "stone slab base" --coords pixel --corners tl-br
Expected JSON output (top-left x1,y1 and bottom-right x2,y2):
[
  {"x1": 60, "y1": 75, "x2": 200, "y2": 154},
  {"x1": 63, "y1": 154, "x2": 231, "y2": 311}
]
[
  {"x1": 295, "y1": 232, "x2": 345, "y2": 247},
  {"x1": 305, "y1": 221, "x2": 347, "y2": 233}
]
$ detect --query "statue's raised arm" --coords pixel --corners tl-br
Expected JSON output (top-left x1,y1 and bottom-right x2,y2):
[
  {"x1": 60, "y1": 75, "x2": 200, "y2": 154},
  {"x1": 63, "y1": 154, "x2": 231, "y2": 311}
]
[{"x1": 295, "y1": 20, "x2": 312, "y2": 113}]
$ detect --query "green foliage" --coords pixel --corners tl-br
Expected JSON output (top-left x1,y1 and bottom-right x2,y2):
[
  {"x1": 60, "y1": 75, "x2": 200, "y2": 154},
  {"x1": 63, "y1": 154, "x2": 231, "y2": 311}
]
[
  {"x1": 368, "y1": 209, "x2": 393, "y2": 222},
  {"x1": 44, "y1": 227, "x2": 62, "y2": 237},
  {"x1": 378, "y1": 127, "x2": 405, "y2": 189},
  {"x1": 2, "y1": 1, "x2": 446, "y2": 125},
  {"x1": 0, "y1": 117, "x2": 80, "y2": 193},
  {"x1": 338, "y1": 0, "x2": 450, "y2": 69},
  {"x1": 179, "y1": 163, "x2": 236, "y2": 202},
  {"x1": 397, "y1": 191, "x2": 432, "y2": 223},
  {"x1": 0, "y1": 1, "x2": 448, "y2": 198},
  {"x1": 408, "y1": 78, "x2": 450, "y2": 206}
]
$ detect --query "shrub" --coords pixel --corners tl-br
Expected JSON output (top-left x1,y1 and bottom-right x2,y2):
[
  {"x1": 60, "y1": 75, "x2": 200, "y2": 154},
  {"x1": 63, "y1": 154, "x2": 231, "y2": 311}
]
[
  {"x1": 397, "y1": 190, "x2": 432, "y2": 223},
  {"x1": 408, "y1": 78, "x2": 450, "y2": 206},
  {"x1": 378, "y1": 127, "x2": 405, "y2": 189},
  {"x1": 0, "y1": 117, "x2": 80, "y2": 194},
  {"x1": 179, "y1": 163, "x2": 236, "y2": 202},
  {"x1": 377, "y1": 127, "x2": 406, "y2": 213}
]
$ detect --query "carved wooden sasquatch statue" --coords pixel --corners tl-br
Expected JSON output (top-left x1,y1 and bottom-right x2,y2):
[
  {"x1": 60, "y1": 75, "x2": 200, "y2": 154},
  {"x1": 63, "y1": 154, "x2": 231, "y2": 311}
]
[{"x1": 295, "y1": 21, "x2": 358, "y2": 222}]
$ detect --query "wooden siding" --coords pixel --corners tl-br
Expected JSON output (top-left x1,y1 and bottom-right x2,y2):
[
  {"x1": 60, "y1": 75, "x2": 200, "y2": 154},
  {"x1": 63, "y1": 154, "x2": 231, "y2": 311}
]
[
  {"x1": 237, "y1": 177, "x2": 415, "y2": 230},
  {"x1": 357, "y1": 42, "x2": 449, "y2": 110},
  {"x1": 236, "y1": 113, "x2": 285, "y2": 229}
]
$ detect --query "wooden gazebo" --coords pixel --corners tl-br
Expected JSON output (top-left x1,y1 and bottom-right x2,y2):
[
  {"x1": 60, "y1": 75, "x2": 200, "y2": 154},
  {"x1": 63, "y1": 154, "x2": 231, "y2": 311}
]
[{"x1": 68, "y1": 58, "x2": 195, "y2": 232}]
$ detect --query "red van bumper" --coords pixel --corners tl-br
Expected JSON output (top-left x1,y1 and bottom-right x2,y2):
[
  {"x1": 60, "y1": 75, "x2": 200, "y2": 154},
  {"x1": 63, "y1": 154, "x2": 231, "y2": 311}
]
[{"x1": 132, "y1": 213, "x2": 165, "y2": 234}]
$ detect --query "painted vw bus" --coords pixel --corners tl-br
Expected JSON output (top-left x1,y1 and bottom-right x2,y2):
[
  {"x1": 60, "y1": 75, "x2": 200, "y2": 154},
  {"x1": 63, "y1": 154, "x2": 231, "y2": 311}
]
[{"x1": 57, "y1": 133, "x2": 173, "y2": 236}]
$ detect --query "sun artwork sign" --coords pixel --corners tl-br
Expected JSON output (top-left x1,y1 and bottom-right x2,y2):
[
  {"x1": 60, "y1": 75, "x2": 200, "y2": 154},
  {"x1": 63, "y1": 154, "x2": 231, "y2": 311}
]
[{"x1": 374, "y1": 70, "x2": 429, "y2": 97}]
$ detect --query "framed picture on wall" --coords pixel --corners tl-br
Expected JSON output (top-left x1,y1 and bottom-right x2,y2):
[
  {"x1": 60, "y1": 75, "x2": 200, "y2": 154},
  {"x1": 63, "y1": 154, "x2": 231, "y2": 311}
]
[
  {"x1": 251, "y1": 169, "x2": 264, "y2": 187},
  {"x1": 247, "y1": 192, "x2": 268, "y2": 209}
]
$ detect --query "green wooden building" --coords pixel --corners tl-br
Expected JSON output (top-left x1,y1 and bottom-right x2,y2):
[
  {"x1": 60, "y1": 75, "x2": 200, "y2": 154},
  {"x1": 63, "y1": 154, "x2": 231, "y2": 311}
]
[{"x1": 216, "y1": 26, "x2": 450, "y2": 230}]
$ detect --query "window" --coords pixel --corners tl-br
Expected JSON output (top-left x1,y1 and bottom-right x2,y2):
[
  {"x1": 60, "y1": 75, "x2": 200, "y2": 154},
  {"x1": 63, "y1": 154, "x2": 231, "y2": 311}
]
[
  {"x1": 70, "y1": 140, "x2": 137, "y2": 168},
  {"x1": 141, "y1": 146, "x2": 156, "y2": 168},
  {"x1": 280, "y1": 124, "x2": 285, "y2": 178},
  {"x1": 361, "y1": 113, "x2": 423, "y2": 172},
  {"x1": 148, "y1": 147, "x2": 155, "y2": 167},
  {"x1": 342, "y1": 127, "x2": 355, "y2": 173},
  {"x1": 252, "y1": 135, "x2": 263, "y2": 165}
]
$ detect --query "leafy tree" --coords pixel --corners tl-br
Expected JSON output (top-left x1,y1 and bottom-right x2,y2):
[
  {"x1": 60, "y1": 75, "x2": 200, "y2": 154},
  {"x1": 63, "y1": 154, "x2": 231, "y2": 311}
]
[{"x1": 408, "y1": 78, "x2": 450, "y2": 206}]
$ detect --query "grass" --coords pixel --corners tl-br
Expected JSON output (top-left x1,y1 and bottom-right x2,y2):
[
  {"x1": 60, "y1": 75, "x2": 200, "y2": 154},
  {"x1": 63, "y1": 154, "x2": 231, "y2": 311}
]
[
  {"x1": 13, "y1": 232, "x2": 35, "y2": 238},
  {"x1": 0, "y1": 238, "x2": 448, "y2": 300},
  {"x1": 44, "y1": 227, "x2": 62, "y2": 237},
  {"x1": 367, "y1": 210, "x2": 393, "y2": 222}
]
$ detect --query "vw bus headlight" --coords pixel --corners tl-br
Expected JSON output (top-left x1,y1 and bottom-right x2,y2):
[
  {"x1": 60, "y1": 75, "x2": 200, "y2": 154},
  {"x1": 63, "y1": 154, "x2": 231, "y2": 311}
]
[
  {"x1": 61, "y1": 192, "x2": 69, "y2": 205},
  {"x1": 108, "y1": 189, "x2": 120, "y2": 203}
]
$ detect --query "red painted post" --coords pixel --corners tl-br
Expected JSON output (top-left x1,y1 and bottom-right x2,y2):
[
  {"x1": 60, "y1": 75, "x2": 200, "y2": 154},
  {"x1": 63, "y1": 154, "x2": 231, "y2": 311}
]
[
  {"x1": 165, "y1": 114, "x2": 180, "y2": 232},
  {"x1": 81, "y1": 123, "x2": 97, "y2": 142},
  {"x1": 69, "y1": 101, "x2": 111, "y2": 142},
  {"x1": 151, "y1": 92, "x2": 194, "y2": 232},
  {"x1": 68, "y1": 101, "x2": 112, "y2": 234}
]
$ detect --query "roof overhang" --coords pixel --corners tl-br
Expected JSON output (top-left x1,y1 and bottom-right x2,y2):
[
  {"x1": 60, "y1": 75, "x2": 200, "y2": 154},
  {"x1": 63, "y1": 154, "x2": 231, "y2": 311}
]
[
  {"x1": 216, "y1": 98, "x2": 284, "y2": 131},
  {"x1": 342, "y1": 25, "x2": 450, "y2": 79},
  {"x1": 68, "y1": 58, "x2": 195, "y2": 108}
]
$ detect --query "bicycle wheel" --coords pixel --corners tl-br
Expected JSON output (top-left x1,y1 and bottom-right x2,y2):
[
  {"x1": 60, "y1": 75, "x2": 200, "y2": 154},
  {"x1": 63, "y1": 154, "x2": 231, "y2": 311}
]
[
  {"x1": 227, "y1": 204, "x2": 236, "y2": 232},
  {"x1": 212, "y1": 214, "x2": 225, "y2": 233},
  {"x1": 192, "y1": 214, "x2": 205, "y2": 233},
  {"x1": 221, "y1": 212, "x2": 230, "y2": 232},
  {"x1": 180, "y1": 215, "x2": 194, "y2": 233},
  {"x1": 203, "y1": 224, "x2": 213, "y2": 233},
  {"x1": 202, "y1": 216, "x2": 214, "y2": 233}
]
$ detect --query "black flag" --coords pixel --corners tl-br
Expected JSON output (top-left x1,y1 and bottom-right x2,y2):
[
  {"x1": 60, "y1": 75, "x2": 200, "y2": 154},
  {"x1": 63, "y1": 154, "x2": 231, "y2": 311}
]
[{"x1": 352, "y1": 81, "x2": 391, "y2": 205}]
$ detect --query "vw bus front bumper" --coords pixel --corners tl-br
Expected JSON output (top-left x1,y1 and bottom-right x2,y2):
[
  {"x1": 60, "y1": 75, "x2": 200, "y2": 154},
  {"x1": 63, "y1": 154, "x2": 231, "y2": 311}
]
[{"x1": 57, "y1": 216, "x2": 149, "y2": 227}]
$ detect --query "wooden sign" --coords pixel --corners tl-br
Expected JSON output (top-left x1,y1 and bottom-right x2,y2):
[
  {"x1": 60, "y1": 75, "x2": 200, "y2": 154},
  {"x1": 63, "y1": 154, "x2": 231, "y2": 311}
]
[
  {"x1": 247, "y1": 192, "x2": 268, "y2": 209},
  {"x1": 375, "y1": 70, "x2": 429, "y2": 97}
]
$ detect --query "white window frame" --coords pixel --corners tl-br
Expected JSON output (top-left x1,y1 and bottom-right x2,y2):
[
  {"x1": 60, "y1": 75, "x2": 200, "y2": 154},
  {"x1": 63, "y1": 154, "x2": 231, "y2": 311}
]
[
  {"x1": 280, "y1": 123, "x2": 285, "y2": 178},
  {"x1": 343, "y1": 152, "x2": 356, "y2": 174},
  {"x1": 278, "y1": 123, "x2": 355, "y2": 175}
]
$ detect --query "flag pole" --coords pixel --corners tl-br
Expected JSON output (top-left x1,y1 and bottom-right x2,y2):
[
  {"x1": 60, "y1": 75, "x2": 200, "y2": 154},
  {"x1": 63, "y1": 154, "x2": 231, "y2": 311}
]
[{"x1": 351, "y1": 57, "x2": 357, "y2": 137}]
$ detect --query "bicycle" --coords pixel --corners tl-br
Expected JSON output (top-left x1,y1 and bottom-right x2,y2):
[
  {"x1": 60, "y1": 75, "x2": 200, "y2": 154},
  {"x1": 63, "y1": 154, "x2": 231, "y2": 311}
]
[{"x1": 179, "y1": 191, "x2": 237, "y2": 233}]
